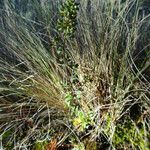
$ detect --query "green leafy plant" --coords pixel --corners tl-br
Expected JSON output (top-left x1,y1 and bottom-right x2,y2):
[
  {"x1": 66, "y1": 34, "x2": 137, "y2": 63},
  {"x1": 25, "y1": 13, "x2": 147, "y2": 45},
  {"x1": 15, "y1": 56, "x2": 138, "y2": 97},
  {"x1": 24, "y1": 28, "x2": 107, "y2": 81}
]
[
  {"x1": 57, "y1": 0, "x2": 79, "y2": 37},
  {"x1": 73, "y1": 110, "x2": 94, "y2": 131}
]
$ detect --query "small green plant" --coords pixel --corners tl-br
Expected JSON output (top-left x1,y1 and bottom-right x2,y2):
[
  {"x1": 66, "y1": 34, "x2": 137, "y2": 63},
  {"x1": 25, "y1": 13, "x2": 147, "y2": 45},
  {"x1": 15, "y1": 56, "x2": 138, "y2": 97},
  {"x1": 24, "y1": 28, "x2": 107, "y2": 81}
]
[
  {"x1": 73, "y1": 110, "x2": 94, "y2": 131},
  {"x1": 65, "y1": 90, "x2": 94, "y2": 131},
  {"x1": 57, "y1": 0, "x2": 79, "y2": 37}
]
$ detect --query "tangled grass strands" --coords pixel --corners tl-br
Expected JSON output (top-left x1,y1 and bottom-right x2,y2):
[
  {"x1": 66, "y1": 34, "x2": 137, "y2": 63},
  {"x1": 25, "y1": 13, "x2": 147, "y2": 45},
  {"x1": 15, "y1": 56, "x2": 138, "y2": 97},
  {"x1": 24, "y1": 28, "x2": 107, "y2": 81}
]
[{"x1": 0, "y1": 0, "x2": 149, "y2": 149}]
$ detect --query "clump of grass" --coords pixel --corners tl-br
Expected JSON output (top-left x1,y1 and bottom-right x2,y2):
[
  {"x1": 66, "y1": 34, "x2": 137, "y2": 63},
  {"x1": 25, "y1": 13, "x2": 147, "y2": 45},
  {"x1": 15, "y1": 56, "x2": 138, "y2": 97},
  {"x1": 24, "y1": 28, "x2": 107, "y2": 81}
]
[
  {"x1": 0, "y1": 0, "x2": 69, "y2": 149},
  {"x1": 0, "y1": 0, "x2": 149, "y2": 149}
]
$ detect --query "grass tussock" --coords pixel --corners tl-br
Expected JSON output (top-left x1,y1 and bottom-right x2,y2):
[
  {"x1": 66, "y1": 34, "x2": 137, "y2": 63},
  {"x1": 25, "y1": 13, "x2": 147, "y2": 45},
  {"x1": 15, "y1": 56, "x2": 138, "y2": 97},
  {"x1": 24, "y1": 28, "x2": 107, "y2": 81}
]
[{"x1": 0, "y1": 0, "x2": 149, "y2": 149}]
